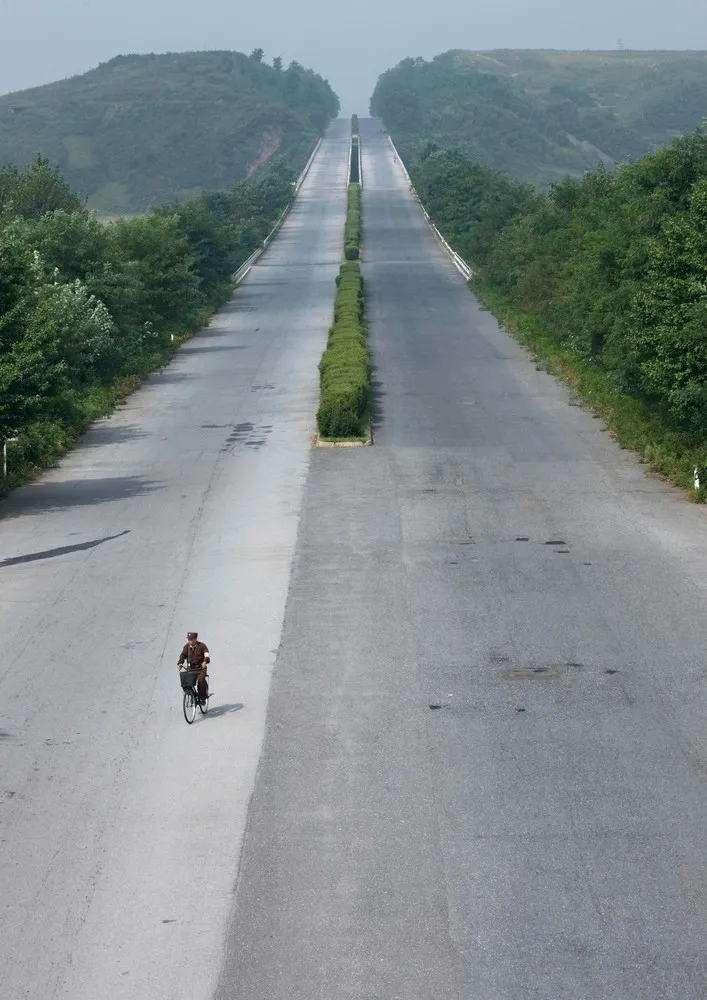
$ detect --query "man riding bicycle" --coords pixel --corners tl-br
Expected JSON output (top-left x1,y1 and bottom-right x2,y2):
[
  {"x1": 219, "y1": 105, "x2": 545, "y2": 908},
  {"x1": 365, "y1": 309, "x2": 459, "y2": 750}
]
[{"x1": 178, "y1": 632, "x2": 210, "y2": 705}]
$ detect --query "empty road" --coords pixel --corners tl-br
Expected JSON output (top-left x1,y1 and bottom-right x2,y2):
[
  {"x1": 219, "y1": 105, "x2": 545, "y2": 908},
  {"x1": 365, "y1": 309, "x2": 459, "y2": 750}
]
[
  {"x1": 0, "y1": 119, "x2": 348, "y2": 1000},
  {"x1": 215, "y1": 120, "x2": 707, "y2": 999},
  {"x1": 4, "y1": 116, "x2": 707, "y2": 1000}
]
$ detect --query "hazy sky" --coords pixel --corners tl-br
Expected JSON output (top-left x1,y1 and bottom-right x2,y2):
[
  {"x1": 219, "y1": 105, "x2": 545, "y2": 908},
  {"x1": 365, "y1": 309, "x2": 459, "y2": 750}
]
[{"x1": 0, "y1": 0, "x2": 706, "y2": 112}]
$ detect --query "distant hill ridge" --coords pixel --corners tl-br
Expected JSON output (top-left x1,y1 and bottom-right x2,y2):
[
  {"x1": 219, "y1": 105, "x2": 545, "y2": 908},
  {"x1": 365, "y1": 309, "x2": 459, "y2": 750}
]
[
  {"x1": 371, "y1": 49, "x2": 707, "y2": 187},
  {"x1": 0, "y1": 50, "x2": 339, "y2": 211}
]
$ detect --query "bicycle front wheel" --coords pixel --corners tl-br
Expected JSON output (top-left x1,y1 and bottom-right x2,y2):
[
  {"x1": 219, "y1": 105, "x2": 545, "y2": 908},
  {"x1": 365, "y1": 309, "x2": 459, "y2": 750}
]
[
  {"x1": 198, "y1": 677, "x2": 209, "y2": 715},
  {"x1": 183, "y1": 688, "x2": 197, "y2": 724}
]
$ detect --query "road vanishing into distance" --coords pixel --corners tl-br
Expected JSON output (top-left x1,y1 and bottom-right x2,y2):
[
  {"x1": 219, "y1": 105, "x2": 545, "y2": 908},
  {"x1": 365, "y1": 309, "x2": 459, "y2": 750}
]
[{"x1": 3, "y1": 116, "x2": 707, "y2": 999}]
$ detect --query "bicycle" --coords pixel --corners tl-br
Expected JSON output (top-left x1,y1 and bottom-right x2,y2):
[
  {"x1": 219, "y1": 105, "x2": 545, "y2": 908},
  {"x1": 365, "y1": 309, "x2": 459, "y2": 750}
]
[{"x1": 179, "y1": 667, "x2": 209, "y2": 724}]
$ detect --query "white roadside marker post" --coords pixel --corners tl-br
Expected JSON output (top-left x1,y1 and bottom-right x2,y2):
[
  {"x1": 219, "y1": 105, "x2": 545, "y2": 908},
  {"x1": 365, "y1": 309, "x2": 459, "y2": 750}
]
[
  {"x1": 3, "y1": 436, "x2": 18, "y2": 479},
  {"x1": 695, "y1": 467, "x2": 700, "y2": 491}
]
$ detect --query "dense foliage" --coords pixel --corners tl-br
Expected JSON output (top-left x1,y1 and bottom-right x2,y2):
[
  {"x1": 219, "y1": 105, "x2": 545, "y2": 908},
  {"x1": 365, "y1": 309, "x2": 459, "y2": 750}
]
[
  {"x1": 317, "y1": 262, "x2": 369, "y2": 438},
  {"x1": 0, "y1": 51, "x2": 339, "y2": 212},
  {"x1": 405, "y1": 129, "x2": 707, "y2": 487},
  {"x1": 0, "y1": 155, "x2": 296, "y2": 485},
  {"x1": 372, "y1": 50, "x2": 707, "y2": 187},
  {"x1": 317, "y1": 175, "x2": 368, "y2": 439},
  {"x1": 351, "y1": 114, "x2": 359, "y2": 134},
  {"x1": 344, "y1": 183, "x2": 361, "y2": 259}
]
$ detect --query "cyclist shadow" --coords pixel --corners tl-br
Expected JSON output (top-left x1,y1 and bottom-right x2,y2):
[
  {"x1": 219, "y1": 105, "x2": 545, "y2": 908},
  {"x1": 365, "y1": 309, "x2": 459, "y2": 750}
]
[{"x1": 206, "y1": 702, "x2": 245, "y2": 719}]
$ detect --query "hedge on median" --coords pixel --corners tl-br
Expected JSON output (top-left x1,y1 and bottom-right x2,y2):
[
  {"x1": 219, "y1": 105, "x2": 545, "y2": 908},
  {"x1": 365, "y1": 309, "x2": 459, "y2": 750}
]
[
  {"x1": 317, "y1": 261, "x2": 370, "y2": 438},
  {"x1": 344, "y1": 182, "x2": 361, "y2": 261}
]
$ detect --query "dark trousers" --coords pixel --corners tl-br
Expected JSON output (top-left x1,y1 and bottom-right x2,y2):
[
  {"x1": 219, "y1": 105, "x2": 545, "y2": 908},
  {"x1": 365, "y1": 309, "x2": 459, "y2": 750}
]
[{"x1": 194, "y1": 666, "x2": 208, "y2": 701}]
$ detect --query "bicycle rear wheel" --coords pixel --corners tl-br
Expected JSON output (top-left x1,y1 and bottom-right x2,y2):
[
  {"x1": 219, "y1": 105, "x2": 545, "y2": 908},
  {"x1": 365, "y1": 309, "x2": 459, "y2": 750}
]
[
  {"x1": 183, "y1": 688, "x2": 197, "y2": 724},
  {"x1": 198, "y1": 679, "x2": 209, "y2": 715}
]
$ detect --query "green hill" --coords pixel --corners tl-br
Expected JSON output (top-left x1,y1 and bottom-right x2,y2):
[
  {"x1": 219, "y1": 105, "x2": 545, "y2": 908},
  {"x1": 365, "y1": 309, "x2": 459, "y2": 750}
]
[
  {"x1": 0, "y1": 51, "x2": 339, "y2": 212},
  {"x1": 370, "y1": 49, "x2": 707, "y2": 186}
]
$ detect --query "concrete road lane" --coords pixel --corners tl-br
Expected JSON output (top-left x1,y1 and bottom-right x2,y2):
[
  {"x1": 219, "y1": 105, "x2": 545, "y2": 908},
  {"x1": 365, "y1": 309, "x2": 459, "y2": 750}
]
[
  {"x1": 216, "y1": 120, "x2": 707, "y2": 999},
  {"x1": 0, "y1": 119, "x2": 349, "y2": 1000}
]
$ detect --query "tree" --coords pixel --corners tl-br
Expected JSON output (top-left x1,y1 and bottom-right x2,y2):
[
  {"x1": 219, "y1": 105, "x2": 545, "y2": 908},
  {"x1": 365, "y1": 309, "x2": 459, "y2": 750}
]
[
  {"x1": 0, "y1": 156, "x2": 85, "y2": 221},
  {"x1": 628, "y1": 178, "x2": 707, "y2": 428},
  {"x1": 250, "y1": 48, "x2": 264, "y2": 63},
  {"x1": 104, "y1": 214, "x2": 201, "y2": 332},
  {"x1": 7, "y1": 210, "x2": 107, "y2": 282},
  {"x1": 273, "y1": 56, "x2": 282, "y2": 72}
]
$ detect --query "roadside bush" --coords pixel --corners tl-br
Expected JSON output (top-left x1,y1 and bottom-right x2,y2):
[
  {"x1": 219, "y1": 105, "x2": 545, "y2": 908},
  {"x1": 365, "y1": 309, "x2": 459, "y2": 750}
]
[{"x1": 317, "y1": 262, "x2": 370, "y2": 438}]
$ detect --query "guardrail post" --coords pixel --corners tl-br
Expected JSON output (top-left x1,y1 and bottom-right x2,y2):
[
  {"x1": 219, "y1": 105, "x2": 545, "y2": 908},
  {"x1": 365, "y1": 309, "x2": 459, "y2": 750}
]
[{"x1": 3, "y1": 435, "x2": 18, "y2": 478}]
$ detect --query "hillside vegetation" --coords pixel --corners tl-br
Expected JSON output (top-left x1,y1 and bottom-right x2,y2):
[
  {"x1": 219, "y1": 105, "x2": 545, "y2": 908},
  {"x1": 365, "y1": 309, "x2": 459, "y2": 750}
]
[
  {"x1": 0, "y1": 51, "x2": 338, "y2": 212},
  {"x1": 371, "y1": 49, "x2": 707, "y2": 186},
  {"x1": 406, "y1": 129, "x2": 707, "y2": 493}
]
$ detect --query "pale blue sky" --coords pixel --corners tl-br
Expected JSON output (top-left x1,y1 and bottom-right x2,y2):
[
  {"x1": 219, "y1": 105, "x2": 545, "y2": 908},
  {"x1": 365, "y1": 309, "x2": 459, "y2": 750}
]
[{"x1": 0, "y1": 0, "x2": 706, "y2": 111}]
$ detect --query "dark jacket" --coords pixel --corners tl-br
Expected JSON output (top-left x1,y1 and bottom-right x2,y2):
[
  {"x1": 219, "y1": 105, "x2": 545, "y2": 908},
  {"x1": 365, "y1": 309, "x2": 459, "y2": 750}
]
[{"x1": 178, "y1": 640, "x2": 210, "y2": 668}]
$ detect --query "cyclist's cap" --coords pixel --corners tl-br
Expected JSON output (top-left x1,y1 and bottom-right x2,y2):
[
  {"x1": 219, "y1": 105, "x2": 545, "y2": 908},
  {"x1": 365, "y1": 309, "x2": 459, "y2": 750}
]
[{"x1": 187, "y1": 631, "x2": 198, "y2": 640}]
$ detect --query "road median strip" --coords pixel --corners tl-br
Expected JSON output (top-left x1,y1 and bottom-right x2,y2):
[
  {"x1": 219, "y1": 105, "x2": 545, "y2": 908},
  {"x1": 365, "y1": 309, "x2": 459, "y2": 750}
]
[{"x1": 315, "y1": 126, "x2": 371, "y2": 446}]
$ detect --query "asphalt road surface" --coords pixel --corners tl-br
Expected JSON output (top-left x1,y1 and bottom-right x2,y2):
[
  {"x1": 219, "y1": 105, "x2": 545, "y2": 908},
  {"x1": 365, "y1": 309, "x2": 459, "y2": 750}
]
[
  {"x1": 0, "y1": 119, "x2": 349, "y2": 1000},
  {"x1": 215, "y1": 120, "x2": 707, "y2": 999}
]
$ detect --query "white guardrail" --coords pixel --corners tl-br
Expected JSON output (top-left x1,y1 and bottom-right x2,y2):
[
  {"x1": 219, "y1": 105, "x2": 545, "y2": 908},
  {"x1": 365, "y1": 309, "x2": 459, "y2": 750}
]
[
  {"x1": 386, "y1": 134, "x2": 472, "y2": 281},
  {"x1": 232, "y1": 136, "x2": 323, "y2": 285}
]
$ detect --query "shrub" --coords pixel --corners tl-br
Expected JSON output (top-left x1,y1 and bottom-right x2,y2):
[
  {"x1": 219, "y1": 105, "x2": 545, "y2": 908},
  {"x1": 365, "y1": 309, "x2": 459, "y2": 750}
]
[
  {"x1": 317, "y1": 262, "x2": 370, "y2": 438},
  {"x1": 343, "y1": 183, "x2": 361, "y2": 260}
]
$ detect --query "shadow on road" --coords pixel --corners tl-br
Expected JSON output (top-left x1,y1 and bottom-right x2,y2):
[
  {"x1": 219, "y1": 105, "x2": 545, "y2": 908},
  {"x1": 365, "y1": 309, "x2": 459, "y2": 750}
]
[
  {"x1": 145, "y1": 371, "x2": 197, "y2": 386},
  {"x1": 206, "y1": 702, "x2": 245, "y2": 718},
  {"x1": 1, "y1": 476, "x2": 164, "y2": 517},
  {"x1": 79, "y1": 424, "x2": 149, "y2": 448},
  {"x1": 0, "y1": 530, "x2": 131, "y2": 568},
  {"x1": 180, "y1": 344, "x2": 248, "y2": 355}
]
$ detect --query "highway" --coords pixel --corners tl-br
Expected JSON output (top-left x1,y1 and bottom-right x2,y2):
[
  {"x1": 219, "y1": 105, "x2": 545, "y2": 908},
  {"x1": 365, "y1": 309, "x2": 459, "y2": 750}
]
[
  {"x1": 3, "y1": 114, "x2": 707, "y2": 1000},
  {"x1": 0, "y1": 118, "x2": 349, "y2": 1000},
  {"x1": 215, "y1": 120, "x2": 707, "y2": 999}
]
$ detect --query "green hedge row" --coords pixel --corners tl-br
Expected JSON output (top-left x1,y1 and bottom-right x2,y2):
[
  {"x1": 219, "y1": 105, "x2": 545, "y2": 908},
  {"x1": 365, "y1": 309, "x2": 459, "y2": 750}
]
[
  {"x1": 351, "y1": 113, "x2": 359, "y2": 135},
  {"x1": 344, "y1": 182, "x2": 361, "y2": 260},
  {"x1": 317, "y1": 261, "x2": 370, "y2": 438}
]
